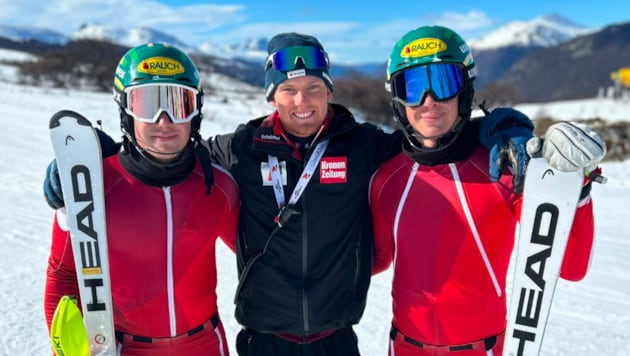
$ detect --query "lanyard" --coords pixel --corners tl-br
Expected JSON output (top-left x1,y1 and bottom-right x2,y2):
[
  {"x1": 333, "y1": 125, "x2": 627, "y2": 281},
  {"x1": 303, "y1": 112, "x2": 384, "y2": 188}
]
[
  {"x1": 235, "y1": 139, "x2": 329, "y2": 300},
  {"x1": 268, "y1": 139, "x2": 329, "y2": 210}
]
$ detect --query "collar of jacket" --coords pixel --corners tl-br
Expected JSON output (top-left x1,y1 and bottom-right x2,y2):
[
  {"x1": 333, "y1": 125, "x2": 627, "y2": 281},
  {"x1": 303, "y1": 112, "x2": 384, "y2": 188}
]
[{"x1": 251, "y1": 103, "x2": 357, "y2": 160}]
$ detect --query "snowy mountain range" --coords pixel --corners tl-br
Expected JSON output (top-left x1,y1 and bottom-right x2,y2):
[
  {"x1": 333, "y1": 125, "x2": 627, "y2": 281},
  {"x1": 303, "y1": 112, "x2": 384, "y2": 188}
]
[
  {"x1": 468, "y1": 13, "x2": 593, "y2": 50},
  {"x1": 72, "y1": 23, "x2": 199, "y2": 54},
  {"x1": 2, "y1": 14, "x2": 627, "y2": 104},
  {"x1": 0, "y1": 14, "x2": 596, "y2": 64},
  {"x1": 0, "y1": 22, "x2": 267, "y2": 62}
]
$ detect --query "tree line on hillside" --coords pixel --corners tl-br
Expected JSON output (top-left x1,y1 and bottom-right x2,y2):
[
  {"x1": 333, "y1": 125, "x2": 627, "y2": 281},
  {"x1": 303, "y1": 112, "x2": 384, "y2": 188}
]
[
  {"x1": 17, "y1": 39, "x2": 128, "y2": 91},
  {"x1": 14, "y1": 39, "x2": 629, "y2": 162},
  {"x1": 15, "y1": 39, "x2": 520, "y2": 125}
]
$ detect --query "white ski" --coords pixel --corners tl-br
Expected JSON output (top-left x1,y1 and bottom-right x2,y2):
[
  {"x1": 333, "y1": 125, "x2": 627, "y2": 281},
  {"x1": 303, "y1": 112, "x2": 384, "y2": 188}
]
[
  {"x1": 50, "y1": 110, "x2": 116, "y2": 355},
  {"x1": 503, "y1": 157, "x2": 583, "y2": 356}
]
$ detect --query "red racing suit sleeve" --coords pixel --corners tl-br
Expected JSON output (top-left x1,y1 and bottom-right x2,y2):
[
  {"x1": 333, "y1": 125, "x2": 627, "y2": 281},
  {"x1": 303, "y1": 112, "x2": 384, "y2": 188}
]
[
  {"x1": 369, "y1": 169, "x2": 395, "y2": 275},
  {"x1": 214, "y1": 167, "x2": 240, "y2": 253},
  {"x1": 43, "y1": 210, "x2": 79, "y2": 332},
  {"x1": 217, "y1": 203, "x2": 239, "y2": 252},
  {"x1": 560, "y1": 197, "x2": 595, "y2": 281}
]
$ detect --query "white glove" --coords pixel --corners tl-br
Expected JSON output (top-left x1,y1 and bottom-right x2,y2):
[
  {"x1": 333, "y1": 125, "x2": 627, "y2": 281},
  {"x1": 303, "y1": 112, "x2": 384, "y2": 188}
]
[{"x1": 526, "y1": 122, "x2": 606, "y2": 173}]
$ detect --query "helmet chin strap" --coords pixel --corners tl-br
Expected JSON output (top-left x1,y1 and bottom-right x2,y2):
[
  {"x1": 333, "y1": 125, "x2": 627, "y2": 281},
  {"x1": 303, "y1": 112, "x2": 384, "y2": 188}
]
[
  {"x1": 410, "y1": 128, "x2": 447, "y2": 142},
  {"x1": 143, "y1": 148, "x2": 181, "y2": 156},
  {"x1": 405, "y1": 115, "x2": 465, "y2": 150},
  {"x1": 121, "y1": 127, "x2": 189, "y2": 164},
  {"x1": 135, "y1": 136, "x2": 185, "y2": 156},
  {"x1": 132, "y1": 135, "x2": 189, "y2": 164}
]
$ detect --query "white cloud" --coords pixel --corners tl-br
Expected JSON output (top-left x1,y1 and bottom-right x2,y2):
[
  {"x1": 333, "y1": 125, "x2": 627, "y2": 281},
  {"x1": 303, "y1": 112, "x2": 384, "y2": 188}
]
[
  {"x1": 412, "y1": 9, "x2": 496, "y2": 42},
  {"x1": 309, "y1": 11, "x2": 495, "y2": 64},
  {"x1": 0, "y1": 3, "x2": 500, "y2": 63},
  {"x1": 428, "y1": 10, "x2": 494, "y2": 31},
  {"x1": 0, "y1": 0, "x2": 247, "y2": 43},
  {"x1": 207, "y1": 21, "x2": 359, "y2": 43}
]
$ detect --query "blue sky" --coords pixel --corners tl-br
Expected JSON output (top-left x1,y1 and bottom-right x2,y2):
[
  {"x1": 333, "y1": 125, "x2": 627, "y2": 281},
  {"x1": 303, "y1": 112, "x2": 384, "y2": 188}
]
[{"x1": 0, "y1": 0, "x2": 628, "y2": 64}]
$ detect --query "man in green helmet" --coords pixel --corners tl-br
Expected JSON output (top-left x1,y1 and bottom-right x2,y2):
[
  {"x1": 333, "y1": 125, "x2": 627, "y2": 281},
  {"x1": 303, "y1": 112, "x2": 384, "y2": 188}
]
[
  {"x1": 370, "y1": 25, "x2": 606, "y2": 355},
  {"x1": 44, "y1": 43, "x2": 240, "y2": 355}
]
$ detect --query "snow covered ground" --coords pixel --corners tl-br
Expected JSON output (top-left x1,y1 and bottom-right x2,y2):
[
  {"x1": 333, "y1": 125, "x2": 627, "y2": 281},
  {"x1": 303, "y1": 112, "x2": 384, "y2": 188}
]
[{"x1": 0, "y1": 60, "x2": 629, "y2": 355}]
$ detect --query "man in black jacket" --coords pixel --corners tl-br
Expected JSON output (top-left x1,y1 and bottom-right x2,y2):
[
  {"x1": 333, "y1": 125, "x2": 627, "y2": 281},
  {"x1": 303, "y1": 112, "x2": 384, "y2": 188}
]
[{"x1": 210, "y1": 33, "x2": 400, "y2": 355}]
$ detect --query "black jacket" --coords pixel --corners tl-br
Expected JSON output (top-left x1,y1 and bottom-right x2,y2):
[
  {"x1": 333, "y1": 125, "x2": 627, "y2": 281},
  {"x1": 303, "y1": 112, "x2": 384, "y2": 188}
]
[{"x1": 210, "y1": 104, "x2": 402, "y2": 334}]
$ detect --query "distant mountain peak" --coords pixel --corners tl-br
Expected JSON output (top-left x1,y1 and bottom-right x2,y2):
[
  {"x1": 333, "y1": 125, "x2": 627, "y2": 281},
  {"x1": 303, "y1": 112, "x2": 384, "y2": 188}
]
[
  {"x1": 229, "y1": 37, "x2": 268, "y2": 52},
  {"x1": 0, "y1": 24, "x2": 67, "y2": 45},
  {"x1": 469, "y1": 13, "x2": 594, "y2": 50},
  {"x1": 198, "y1": 37, "x2": 268, "y2": 61},
  {"x1": 71, "y1": 24, "x2": 198, "y2": 53},
  {"x1": 537, "y1": 13, "x2": 582, "y2": 27}
]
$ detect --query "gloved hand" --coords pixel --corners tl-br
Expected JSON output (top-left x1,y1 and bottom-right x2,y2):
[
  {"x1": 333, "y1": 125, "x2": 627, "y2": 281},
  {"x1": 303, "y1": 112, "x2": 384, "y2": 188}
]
[
  {"x1": 43, "y1": 159, "x2": 64, "y2": 210},
  {"x1": 43, "y1": 128, "x2": 120, "y2": 210},
  {"x1": 478, "y1": 107, "x2": 535, "y2": 193},
  {"x1": 526, "y1": 121, "x2": 606, "y2": 176}
]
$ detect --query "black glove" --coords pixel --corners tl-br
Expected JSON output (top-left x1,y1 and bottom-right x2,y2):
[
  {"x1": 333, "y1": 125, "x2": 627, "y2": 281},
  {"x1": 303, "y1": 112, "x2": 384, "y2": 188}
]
[
  {"x1": 43, "y1": 128, "x2": 120, "y2": 209},
  {"x1": 95, "y1": 128, "x2": 121, "y2": 158},
  {"x1": 478, "y1": 107, "x2": 534, "y2": 193},
  {"x1": 43, "y1": 159, "x2": 64, "y2": 210}
]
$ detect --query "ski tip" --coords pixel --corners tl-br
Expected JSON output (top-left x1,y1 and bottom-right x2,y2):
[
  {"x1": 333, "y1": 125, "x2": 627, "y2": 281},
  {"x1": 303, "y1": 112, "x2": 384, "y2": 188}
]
[
  {"x1": 50, "y1": 296, "x2": 90, "y2": 356},
  {"x1": 49, "y1": 110, "x2": 92, "y2": 129}
]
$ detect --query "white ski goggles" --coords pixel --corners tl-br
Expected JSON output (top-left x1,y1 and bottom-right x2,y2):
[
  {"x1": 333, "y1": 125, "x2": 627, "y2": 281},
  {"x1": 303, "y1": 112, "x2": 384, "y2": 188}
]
[{"x1": 123, "y1": 83, "x2": 200, "y2": 124}]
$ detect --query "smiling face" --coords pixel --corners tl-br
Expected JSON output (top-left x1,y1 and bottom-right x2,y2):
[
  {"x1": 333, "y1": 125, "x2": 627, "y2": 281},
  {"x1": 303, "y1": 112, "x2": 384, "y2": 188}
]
[
  {"x1": 133, "y1": 112, "x2": 191, "y2": 162},
  {"x1": 404, "y1": 94, "x2": 460, "y2": 148},
  {"x1": 269, "y1": 75, "x2": 332, "y2": 137}
]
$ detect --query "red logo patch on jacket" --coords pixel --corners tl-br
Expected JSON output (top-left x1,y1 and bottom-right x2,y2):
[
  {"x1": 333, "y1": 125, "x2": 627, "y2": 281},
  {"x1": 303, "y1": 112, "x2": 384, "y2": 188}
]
[{"x1": 320, "y1": 157, "x2": 347, "y2": 184}]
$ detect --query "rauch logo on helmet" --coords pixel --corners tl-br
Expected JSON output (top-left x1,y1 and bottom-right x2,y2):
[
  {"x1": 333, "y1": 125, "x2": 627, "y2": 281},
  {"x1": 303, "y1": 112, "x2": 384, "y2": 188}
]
[
  {"x1": 138, "y1": 57, "x2": 184, "y2": 76},
  {"x1": 401, "y1": 38, "x2": 447, "y2": 58}
]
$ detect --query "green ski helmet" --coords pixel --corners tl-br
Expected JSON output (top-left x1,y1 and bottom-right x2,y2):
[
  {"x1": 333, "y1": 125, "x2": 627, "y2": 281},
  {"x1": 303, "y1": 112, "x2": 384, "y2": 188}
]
[
  {"x1": 386, "y1": 26, "x2": 476, "y2": 149},
  {"x1": 113, "y1": 42, "x2": 204, "y2": 144}
]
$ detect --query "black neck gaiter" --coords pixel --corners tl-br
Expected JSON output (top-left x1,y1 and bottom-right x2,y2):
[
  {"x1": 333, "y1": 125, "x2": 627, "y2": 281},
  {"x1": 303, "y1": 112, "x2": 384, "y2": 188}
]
[{"x1": 118, "y1": 142, "x2": 196, "y2": 188}]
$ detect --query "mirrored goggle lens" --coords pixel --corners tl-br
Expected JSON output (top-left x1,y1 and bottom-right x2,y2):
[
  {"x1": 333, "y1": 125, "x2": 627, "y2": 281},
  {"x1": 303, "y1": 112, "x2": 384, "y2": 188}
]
[
  {"x1": 125, "y1": 84, "x2": 198, "y2": 124},
  {"x1": 392, "y1": 63, "x2": 465, "y2": 106},
  {"x1": 265, "y1": 46, "x2": 329, "y2": 72}
]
